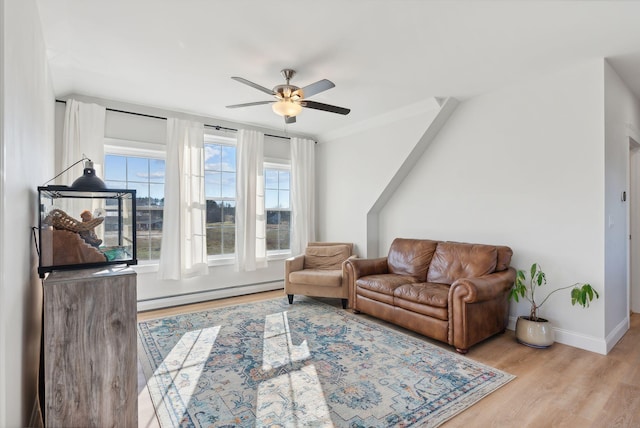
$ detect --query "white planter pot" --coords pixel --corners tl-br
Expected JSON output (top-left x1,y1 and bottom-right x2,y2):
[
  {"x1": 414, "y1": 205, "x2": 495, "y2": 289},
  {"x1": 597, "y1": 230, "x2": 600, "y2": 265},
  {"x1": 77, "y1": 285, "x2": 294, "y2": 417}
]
[{"x1": 515, "y1": 316, "x2": 554, "y2": 348}]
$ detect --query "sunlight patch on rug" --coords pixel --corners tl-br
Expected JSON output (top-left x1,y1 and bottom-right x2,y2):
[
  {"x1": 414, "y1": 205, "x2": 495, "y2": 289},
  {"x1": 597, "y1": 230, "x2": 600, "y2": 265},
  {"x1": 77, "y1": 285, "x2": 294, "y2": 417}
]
[{"x1": 137, "y1": 297, "x2": 514, "y2": 427}]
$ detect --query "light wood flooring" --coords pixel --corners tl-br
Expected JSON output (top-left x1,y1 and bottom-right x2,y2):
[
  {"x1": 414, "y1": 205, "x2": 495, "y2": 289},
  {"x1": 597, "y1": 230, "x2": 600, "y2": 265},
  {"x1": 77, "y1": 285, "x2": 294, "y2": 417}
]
[{"x1": 137, "y1": 290, "x2": 640, "y2": 427}]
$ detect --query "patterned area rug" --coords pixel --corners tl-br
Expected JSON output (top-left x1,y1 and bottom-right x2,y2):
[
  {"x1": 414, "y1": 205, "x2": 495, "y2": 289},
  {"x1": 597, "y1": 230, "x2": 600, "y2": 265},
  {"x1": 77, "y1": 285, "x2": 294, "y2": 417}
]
[{"x1": 138, "y1": 297, "x2": 514, "y2": 427}]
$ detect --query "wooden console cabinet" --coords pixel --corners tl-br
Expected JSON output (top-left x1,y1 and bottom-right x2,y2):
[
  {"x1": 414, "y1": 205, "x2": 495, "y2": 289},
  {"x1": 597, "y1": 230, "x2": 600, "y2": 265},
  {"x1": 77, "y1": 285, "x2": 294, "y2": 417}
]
[{"x1": 43, "y1": 266, "x2": 137, "y2": 427}]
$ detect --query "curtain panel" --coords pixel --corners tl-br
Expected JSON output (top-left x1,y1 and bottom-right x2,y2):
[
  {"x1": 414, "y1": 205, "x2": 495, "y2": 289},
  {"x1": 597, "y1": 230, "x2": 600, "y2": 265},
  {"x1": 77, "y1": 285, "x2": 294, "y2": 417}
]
[
  {"x1": 58, "y1": 99, "x2": 106, "y2": 219},
  {"x1": 58, "y1": 99, "x2": 106, "y2": 185},
  {"x1": 290, "y1": 137, "x2": 316, "y2": 255},
  {"x1": 158, "y1": 118, "x2": 208, "y2": 280},
  {"x1": 235, "y1": 129, "x2": 267, "y2": 272}
]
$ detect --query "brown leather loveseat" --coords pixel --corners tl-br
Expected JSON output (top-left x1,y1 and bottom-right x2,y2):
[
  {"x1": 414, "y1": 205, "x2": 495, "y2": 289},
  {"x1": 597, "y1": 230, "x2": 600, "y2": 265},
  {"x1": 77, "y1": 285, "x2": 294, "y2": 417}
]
[{"x1": 345, "y1": 238, "x2": 516, "y2": 353}]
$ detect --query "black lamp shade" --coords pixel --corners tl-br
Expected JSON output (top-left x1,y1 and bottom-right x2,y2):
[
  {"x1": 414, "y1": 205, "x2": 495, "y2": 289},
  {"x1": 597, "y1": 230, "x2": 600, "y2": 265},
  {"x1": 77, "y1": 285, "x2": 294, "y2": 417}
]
[{"x1": 70, "y1": 161, "x2": 106, "y2": 190}]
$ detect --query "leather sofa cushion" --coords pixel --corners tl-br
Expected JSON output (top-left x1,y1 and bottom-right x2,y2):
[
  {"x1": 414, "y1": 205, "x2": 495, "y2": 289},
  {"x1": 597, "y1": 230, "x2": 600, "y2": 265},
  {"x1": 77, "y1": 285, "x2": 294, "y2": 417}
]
[
  {"x1": 304, "y1": 245, "x2": 350, "y2": 270},
  {"x1": 289, "y1": 269, "x2": 342, "y2": 287},
  {"x1": 394, "y1": 296, "x2": 449, "y2": 321},
  {"x1": 394, "y1": 282, "x2": 449, "y2": 308},
  {"x1": 427, "y1": 242, "x2": 497, "y2": 284},
  {"x1": 387, "y1": 238, "x2": 438, "y2": 280},
  {"x1": 356, "y1": 274, "x2": 419, "y2": 296}
]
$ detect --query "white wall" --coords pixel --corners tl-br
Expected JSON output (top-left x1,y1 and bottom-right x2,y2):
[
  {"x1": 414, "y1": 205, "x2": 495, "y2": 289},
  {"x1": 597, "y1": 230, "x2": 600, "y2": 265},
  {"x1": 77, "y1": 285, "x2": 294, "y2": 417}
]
[
  {"x1": 603, "y1": 61, "x2": 640, "y2": 342},
  {"x1": 318, "y1": 60, "x2": 610, "y2": 353},
  {"x1": 1, "y1": 0, "x2": 55, "y2": 425},
  {"x1": 316, "y1": 99, "x2": 441, "y2": 256},
  {"x1": 53, "y1": 96, "x2": 304, "y2": 307}
]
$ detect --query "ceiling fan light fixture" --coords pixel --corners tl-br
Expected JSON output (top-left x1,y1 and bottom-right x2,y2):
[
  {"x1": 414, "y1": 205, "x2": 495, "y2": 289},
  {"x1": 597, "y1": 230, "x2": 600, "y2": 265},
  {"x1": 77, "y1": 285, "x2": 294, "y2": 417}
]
[{"x1": 272, "y1": 99, "x2": 302, "y2": 117}]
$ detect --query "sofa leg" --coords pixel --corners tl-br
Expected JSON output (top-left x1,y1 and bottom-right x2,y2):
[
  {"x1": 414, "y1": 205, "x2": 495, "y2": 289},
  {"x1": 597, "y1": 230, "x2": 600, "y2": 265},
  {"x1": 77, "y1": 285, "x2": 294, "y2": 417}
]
[
  {"x1": 352, "y1": 309, "x2": 361, "y2": 314},
  {"x1": 455, "y1": 348, "x2": 468, "y2": 354},
  {"x1": 287, "y1": 294, "x2": 293, "y2": 304},
  {"x1": 341, "y1": 299, "x2": 348, "y2": 309}
]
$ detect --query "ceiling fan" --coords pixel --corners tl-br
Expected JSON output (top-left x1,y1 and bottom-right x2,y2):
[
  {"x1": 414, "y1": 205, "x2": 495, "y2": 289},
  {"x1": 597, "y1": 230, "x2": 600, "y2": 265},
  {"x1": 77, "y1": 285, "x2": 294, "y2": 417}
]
[{"x1": 226, "y1": 69, "x2": 351, "y2": 124}]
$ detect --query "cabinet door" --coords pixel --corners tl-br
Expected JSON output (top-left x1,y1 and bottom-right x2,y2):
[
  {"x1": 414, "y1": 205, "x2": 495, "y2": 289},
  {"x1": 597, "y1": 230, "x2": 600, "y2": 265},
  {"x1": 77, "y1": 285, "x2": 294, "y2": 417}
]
[{"x1": 44, "y1": 267, "x2": 137, "y2": 427}]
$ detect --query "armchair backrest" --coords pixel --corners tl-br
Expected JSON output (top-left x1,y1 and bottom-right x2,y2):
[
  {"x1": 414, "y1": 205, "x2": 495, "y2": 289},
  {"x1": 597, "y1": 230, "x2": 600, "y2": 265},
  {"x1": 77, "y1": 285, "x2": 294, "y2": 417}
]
[{"x1": 304, "y1": 242, "x2": 353, "y2": 270}]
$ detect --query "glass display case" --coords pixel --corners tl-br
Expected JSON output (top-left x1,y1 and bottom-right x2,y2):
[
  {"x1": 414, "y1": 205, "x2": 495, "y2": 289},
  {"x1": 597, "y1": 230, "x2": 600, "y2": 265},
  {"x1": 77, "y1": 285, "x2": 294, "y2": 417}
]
[{"x1": 38, "y1": 186, "x2": 137, "y2": 277}]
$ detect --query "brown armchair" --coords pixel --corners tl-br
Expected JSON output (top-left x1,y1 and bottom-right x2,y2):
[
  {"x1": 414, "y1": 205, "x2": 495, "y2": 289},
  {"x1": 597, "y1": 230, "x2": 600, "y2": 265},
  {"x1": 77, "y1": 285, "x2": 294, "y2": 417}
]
[{"x1": 285, "y1": 242, "x2": 355, "y2": 309}]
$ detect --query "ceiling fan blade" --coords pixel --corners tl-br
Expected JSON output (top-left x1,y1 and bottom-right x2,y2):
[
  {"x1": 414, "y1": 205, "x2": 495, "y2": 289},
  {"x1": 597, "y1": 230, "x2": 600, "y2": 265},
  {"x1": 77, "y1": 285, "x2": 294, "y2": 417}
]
[
  {"x1": 231, "y1": 77, "x2": 275, "y2": 95},
  {"x1": 285, "y1": 115, "x2": 296, "y2": 124},
  {"x1": 300, "y1": 79, "x2": 335, "y2": 98},
  {"x1": 226, "y1": 101, "x2": 273, "y2": 109},
  {"x1": 301, "y1": 100, "x2": 350, "y2": 115}
]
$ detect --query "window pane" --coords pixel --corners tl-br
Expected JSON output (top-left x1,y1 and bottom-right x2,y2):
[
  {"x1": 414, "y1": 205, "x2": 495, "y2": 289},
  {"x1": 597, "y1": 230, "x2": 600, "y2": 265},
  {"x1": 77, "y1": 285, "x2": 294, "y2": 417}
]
[
  {"x1": 149, "y1": 159, "x2": 165, "y2": 183},
  {"x1": 279, "y1": 227, "x2": 290, "y2": 250},
  {"x1": 279, "y1": 170, "x2": 290, "y2": 190},
  {"x1": 205, "y1": 144, "x2": 221, "y2": 170},
  {"x1": 265, "y1": 169, "x2": 278, "y2": 189},
  {"x1": 206, "y1": 226, "x2": 222, "y2": 255},
  {"x1": 105, "y1": 155, "x2": 126, "y2": 181},
  {"x1": 279, "y1": 190, "x2": 290, "y2": 209},
  {"x1": 205, "y1": 171, "x2": 221, "y2": 198},
  {"x1": 221, "y1": 145, "x2": 236, "y2": 172},
  {"x1": 223, "y1": 226, "x2": 235, "y2": 253},
  {"x1": 222, "y1": 201, "x2": 236, "y2": 225},
  {"x1": 221, "y1": 172, "x2": 236, "y2": 198},
  {"x1": 149, "y1": 183, "x2": 164, "y2": 207},
  {"x1": 206, "y1": 200, "x2": 222, "y2": 224},
  {"x1": 105, "y1": 154, "x2": 164, "y2": 261},
  {"x1": 205, "y1": 141, "x2": 237, "y2": 256},
  {"x1": 264, "y1": 167, "x2": 291, "y2": 252},
  {"x1": 128, "y1": 182, "x2": 149, "y2": 206},
  {"x1": 127, "y1": 157, "x2": 148, "y2": 182},
  {"x1": 265, "y1": 189, "x2": 278, "y2": 209}
]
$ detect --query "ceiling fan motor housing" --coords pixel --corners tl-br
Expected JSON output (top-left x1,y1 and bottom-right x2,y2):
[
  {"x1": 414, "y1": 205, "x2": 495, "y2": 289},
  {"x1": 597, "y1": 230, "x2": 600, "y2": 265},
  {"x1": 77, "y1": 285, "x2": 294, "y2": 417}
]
[{"x1": 273, "y1": 84, "x2": 302, "y2": 100}]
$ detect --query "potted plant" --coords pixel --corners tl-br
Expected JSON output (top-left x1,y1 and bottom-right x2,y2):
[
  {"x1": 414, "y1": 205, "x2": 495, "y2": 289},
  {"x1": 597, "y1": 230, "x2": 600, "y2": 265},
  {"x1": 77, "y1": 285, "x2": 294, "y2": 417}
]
[{"x1": 509, "y1": 263, "x2": 599, "y2": 348}]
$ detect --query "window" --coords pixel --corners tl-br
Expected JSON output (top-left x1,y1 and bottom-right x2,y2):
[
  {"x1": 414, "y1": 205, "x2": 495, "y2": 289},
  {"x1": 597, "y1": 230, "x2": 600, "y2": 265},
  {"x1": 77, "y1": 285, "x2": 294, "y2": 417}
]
[
  {"x1": 104, "y1": 154, "x2": 165, "y2": 261},
  {"x1": 265, "y1": 165, "x2": 291, "y2": 252},
  {"x1": 204, "y1": 138, "x2": 236, "y2": 257}
]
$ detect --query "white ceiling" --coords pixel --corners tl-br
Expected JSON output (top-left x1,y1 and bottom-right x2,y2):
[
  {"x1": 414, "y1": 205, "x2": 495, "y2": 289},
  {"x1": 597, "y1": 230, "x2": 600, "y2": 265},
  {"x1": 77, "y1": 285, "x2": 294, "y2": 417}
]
[{"x1": 36, "y1": 0, "x2": 640, "y2": 140}]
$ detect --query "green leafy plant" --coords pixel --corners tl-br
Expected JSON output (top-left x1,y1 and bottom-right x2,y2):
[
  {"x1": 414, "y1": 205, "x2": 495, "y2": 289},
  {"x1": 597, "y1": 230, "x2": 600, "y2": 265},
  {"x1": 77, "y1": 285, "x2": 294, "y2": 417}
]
[{"x1": 509, "y1": 263, "x2": 599, "y2": 321}]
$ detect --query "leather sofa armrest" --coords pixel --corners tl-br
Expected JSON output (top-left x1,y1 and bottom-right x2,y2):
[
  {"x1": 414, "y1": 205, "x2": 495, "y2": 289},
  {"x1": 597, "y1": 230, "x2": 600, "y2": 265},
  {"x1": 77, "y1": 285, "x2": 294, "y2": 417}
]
[
  {"x1": 345, "y1": 257, "x2": 389, "y2": 279},
  {"x1": 449, "y1": 268, "x2": 517, "y2": 303}
]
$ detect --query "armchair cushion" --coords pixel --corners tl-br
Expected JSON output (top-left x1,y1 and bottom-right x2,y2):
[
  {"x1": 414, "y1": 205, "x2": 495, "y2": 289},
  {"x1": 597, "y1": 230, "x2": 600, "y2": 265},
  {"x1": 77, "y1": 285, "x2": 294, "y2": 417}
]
[
  {"x1": 289, "y1": 269, "x2": 343, "y2": 287},
  {"x1": 304, "y1": 244, "x2": 351, "y2": 270}
]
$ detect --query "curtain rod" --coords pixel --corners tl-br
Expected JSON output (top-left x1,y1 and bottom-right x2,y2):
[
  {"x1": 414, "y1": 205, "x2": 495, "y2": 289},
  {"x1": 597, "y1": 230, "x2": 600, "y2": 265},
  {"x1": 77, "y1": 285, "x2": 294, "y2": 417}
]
[{"x1": 54, "y1": 99, "x2": 293, "y2": 141}]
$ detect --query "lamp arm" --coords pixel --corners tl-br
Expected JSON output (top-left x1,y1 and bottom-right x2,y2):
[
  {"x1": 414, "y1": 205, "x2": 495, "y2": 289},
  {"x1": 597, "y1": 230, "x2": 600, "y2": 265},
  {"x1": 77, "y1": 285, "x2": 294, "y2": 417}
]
[{"x1": 41, "y1": 155, "x2": 91, "y2": 186}]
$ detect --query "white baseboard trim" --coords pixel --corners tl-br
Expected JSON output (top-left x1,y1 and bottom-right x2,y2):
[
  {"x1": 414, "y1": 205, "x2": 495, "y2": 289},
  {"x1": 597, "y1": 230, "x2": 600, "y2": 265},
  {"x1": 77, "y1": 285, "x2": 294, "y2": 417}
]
[
  {"x1": 507, "y1": 316, "x2": 609, "y2": 355},
  {"x1": 605, "y1": 316, "x2": 630, "y2": 354},
  {"x1": 137, "y1": 281, "x2": 284, "y2": 312}
]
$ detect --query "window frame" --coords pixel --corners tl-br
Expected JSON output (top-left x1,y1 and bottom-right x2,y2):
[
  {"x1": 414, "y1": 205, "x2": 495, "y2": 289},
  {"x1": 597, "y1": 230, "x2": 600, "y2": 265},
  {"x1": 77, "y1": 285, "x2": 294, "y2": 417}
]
[
  {"x1": 264, "y1": 160, "x2": 292, "y2": 259},
  {"x1": 204, "y1": 133, "x2": 237, "y2": 264},
  {"x1": 104, "y1": 138, "x2": 166, "y2": 268}
]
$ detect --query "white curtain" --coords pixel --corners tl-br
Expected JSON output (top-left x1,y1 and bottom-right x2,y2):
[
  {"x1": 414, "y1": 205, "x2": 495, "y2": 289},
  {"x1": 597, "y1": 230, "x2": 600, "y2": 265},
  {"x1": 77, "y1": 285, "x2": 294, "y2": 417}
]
[
  {"x1": 57, "y1": 99, "x2": 106, "y2": 220},
  {"x1": 58, "y1": 99, "x2": 106, "y2": 185},
  {"x1": 235, "y1": 129, "x2": 267, "y2": 271},
  {"x1": 290, "y1": 137, "x2": 316, "y2": 255},
  {"x1": 158, "y1": 118, "x2": 208, "y2": 280}
]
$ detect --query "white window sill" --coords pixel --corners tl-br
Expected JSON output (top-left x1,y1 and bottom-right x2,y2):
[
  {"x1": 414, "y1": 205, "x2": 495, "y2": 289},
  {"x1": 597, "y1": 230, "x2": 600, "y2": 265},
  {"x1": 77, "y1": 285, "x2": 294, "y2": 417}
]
[{"x1": 130, "y1": 252, "x2": 293, "y2": 275}]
